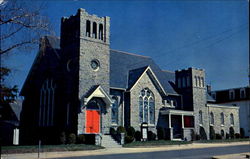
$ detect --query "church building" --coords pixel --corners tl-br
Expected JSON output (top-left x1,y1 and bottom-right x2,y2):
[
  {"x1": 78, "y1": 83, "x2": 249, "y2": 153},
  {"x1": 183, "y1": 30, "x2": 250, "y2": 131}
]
[{"x1": 20, "y1": 9, "x2": 240, "y2": 145}]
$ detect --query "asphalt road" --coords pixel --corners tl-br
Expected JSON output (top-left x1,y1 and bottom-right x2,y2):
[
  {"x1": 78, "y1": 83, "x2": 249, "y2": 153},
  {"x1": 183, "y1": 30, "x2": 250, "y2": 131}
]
[{"x1": 56, "y1": 145, "x2": 250, "y2": 159}]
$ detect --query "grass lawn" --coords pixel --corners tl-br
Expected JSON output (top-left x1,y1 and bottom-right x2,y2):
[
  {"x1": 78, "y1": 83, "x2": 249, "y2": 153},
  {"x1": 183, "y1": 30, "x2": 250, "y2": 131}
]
[
  {"x1": 123, "y1": 140, "x2": 192, "y2": 148},
  {"x1": 2, "y1": 144, "x2": 104, "y2": 154}
]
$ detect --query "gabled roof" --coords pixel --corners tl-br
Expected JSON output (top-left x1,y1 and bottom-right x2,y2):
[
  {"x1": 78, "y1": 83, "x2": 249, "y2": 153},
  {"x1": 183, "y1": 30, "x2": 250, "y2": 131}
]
[
  {"x1": 128, "y1": 66, "x2": 167, "y2": 96},
  {"x1": 110, "y1": 49, "x2": 178, "y2": 95},
  {"x1": 128, "y1": 66, "x2": 148, "y2": 89},
  {"x1": 20, "y1": 36, "x2": 60, "y2": 95},
  {"x1": 84, "y1": 85, "x2": 112, "y2": 107}
]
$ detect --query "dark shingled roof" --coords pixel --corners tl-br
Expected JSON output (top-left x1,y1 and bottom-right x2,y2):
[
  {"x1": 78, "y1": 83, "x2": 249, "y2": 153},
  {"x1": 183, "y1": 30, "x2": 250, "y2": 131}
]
[
  {"x1": 128, "y1": 66, "x2": 148, "y2": 90},
  {"x1": 207, "y1": 93, "x2": 216, "y2": 102},
  {"x1": 110, "y1": 50, "x2": 178, "y2": 95}
]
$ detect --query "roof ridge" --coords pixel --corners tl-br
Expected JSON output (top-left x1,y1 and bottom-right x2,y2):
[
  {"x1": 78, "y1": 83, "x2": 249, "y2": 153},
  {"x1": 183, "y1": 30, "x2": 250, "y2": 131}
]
[
  {"x1": 162, "y1": 69, "x2": 174, "y2": 73},
  {"x1": 110, "y1": 49, "x2": 150, "y2": 58}
]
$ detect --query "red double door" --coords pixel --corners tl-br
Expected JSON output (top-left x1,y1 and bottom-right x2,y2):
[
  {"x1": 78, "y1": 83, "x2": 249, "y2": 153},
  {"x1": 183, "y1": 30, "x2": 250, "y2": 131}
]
[{"x1": 86, "y1": 110, "x2": 100, "y2": 133}]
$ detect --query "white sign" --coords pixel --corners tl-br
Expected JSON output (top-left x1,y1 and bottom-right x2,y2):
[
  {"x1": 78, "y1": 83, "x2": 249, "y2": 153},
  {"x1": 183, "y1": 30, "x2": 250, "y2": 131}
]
[
  {"x1": 142, "y1": 128, "x2": 147, "y2": 139},
  {"x1": 13, "y1": 128, "x2": 19, "y2": 145}
]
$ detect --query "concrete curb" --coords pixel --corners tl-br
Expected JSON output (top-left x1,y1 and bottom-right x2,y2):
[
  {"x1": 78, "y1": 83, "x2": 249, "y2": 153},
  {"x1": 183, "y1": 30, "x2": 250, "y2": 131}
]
[{"x1": 1, "y1": 141, "x2": 250, "y2": 159}]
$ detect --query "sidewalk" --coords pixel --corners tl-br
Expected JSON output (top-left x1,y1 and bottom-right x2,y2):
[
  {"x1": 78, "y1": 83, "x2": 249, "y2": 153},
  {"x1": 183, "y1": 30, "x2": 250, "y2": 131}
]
[{"x1": 2, "y1": 141, "x2": 250, "y2": 159}]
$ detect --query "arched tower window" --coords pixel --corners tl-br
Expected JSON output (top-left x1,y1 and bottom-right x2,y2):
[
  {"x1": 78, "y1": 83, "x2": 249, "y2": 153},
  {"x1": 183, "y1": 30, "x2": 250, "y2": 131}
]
[
  {"x1": 201, "y1": 77, "x2": 204, "y2": 87},
  {"x1": 39, "y1": 79, "x2": 56, "y2": 127},
  {"x1": 195, "y1": 76, "x2": 198, "y2": 87},
  {"x1": 230, "y1": 113, "x2": 234, "y2": 125},
  {"x1": 182, "y1": 77, "x2": 186, "y2": 88},
  {"x1": 210, "y1": 112, "x2": 214, "y2": 125},
  {"x1": 86, "y1": 20, "x2": 91, "y2": 37},
  {"x1": 92, "y1": 22, "x2": 97, "y2": 39},
  {"x1": 198, "y1": 77, "x2": 201, "y2": 87},
  {"x1": 99, "y1": 24, "x2": 103, "y2": 40},
  {"x1": 220, "y1": 112, "x2": 224, "y2": 125},
  {"x1": 139, "y1": 88, "x2": 155, "y2": 124},
  {"x1": 111, "y1": 96, "x2": 119, "y2": 124},
  {"x1": 187, "y1": 76, "x2": 190, "y2": 87},
  {"x1": 199, "y1": 111, "x2": 203, "y2": 125}
]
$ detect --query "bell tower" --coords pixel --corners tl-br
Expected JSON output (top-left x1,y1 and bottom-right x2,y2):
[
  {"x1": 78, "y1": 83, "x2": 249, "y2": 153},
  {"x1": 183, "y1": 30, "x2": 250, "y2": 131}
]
[{"x1": 61, "y1": 8, "x2": 110, "y2": 99}]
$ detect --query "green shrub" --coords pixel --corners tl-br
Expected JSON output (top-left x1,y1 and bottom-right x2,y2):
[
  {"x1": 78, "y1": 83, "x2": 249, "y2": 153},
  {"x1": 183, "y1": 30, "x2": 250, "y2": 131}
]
[
  {"x1": 209, "y1": 126, "x2": 216, "y2": 140},
  {"x1": 196, "y1": 134, "x2": 201, "y2": 140},
  {"x1": 215, "y1": 133, "x2": 222, "y2": 139},
  {"x1": 157, "y1": 127, "x2": 164, "y2": 140},
  {"x1": 221, "y1": 130, "x2": 225, "y2": 139},
  {"x1": 125, "y1": 136, "x2": 134, "y2": 143},
  {"x1": 110, "y1": 127, "x2": 116, "y2": 135},
  {"x1": 148, "y1": 131, "x2": 156, "y2": 141},
  {"x1": 229, "y1": 127, "x2": 235, "y2": 139},
  {"x1": 226, "y1": 133, "x2": 230, "y2": 139},
  {"x1": 134, "y1": 131, "x2": 141, "y2": 141},
  {"x1": 126, "y1": 126, "x2": 135, "y2": 137},
  {"x1": 235, "y1": 133, "x2": 240, "y2": 139},
  {"x1": 117, "y1": 126, "x2": 126, "y2": 135},
  {"x1": 77, "y1": 134, "x2": 85, "y2": 144},
  {"x1": 199, "y1": 127, "x2": 207, "y2": 140},
  {"x1": 240, "y1": 128, "x2": 245, "y2": 138},
  {"x1": 68, "y1": 133, "x2": 76, "y2": 144},
  {"x1": 59, "y1": 132, "x2": 66, "y2": 144}
]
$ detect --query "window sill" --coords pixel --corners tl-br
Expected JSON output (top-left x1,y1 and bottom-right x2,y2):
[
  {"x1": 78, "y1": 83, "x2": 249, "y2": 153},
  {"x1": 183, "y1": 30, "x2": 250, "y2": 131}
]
[
  {"x1": 210, "y1": 124, "x2": 214, "y2": 126},
  {"x1": 221, "y1": 124, "x2": 224, "y2": 127}
]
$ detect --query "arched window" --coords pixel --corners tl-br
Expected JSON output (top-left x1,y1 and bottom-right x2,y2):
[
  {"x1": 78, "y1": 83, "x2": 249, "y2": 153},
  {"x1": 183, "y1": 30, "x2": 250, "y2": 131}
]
[
  {"x1": 92, "y1": 22, "x2": 97, "y2": 38},
  {"x1": 187, "y1": 76, "x2": 190, "y2": 87},
  {"x1": 198, "y1": 77, "x2": 201, "y2": 87},
  {"x1": 39, "y1": 79, "x2": 56, "y2": 127},
  {"x1": 195, "y1": 76, "x2": 198, "y2": 87},
  {"x1": 182, "y1": 77, "x2": 186, "y2": 88},
  {"x1": 230, "y1": 113, "x2": 234, "y2": 125},
  {"x1": 86, "y1": 20, "x2": 91, "y2": 37},
  {"x1": 111, "y1": 96, "x2": 118, "y2": 124},
  {"x1": 210, "y1": 112, "x2": 214, "y2": 125},
  {"x1": 201, "y1": 77, "x2": 204, "y2": 87},
  {"x1": 220, "y1": 112, "x2": 224, "y2": 125},
  {"x1": 199, "y1": 111, "x2": 203, "y2": 125},
  {"x1": 178, "y1": 78, "x2": 181, "y2": 88},
  {"x1": 99, "y1": 24, "x2": 103, "y2": 40},
  {"x1": 139, "y1": 88, "x2": 155, "y2": 124}
]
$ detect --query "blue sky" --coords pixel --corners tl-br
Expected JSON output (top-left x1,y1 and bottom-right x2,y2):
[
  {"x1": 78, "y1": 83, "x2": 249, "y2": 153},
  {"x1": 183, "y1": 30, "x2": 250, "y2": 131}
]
[{"x1": 3, "y1": 0, "x2": 249, "y2": 92}]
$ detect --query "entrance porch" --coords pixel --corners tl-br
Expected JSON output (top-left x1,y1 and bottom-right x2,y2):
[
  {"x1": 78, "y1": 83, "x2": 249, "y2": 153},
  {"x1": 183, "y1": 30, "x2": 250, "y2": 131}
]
[{"x1": 161, "y1": 109, "x2": 194, "y2": 141}]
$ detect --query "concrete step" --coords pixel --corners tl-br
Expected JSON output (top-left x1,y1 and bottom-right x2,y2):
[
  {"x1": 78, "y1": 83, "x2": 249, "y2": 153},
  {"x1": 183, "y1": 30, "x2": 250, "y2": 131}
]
[{"x1": 101, "y1": 135, "x2": 122, "y2": 148}]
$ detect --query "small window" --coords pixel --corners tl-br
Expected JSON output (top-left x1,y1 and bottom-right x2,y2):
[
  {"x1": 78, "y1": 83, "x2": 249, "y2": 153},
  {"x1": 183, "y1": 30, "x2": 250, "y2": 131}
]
[
  {"x1": 86, "y1": 20, "x2": 91, "y2": 37},
  {"x1": 240, "y1": 88, "x2": 246, "y2": 98},
  {"x1": 211, "y1": 92, "x2": 216, "y2": 100},
  {"x1": 199, "y1": 111, "x2": 203, "y2": 125},
  {"x1": 230, "y1": 113, "x2": 234, "y2": 125},
  {"x1": 111, "y1": 96, "x2": 119, "y2": 124},
  {"x1": 210, "y1": 112, "x2": 214, "y2": 125},
  {"x1": 220, "y1": 112, "x2": 224, "y2": 125},
  {"x1": 229, "y1": 90, "x2": 235, "y2": 100}
]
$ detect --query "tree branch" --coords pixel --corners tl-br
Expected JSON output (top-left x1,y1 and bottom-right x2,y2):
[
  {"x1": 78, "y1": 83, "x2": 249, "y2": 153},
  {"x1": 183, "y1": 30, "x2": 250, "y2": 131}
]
[{"x1": 0, "y1": 40, "x2": 38, "y2": 55}]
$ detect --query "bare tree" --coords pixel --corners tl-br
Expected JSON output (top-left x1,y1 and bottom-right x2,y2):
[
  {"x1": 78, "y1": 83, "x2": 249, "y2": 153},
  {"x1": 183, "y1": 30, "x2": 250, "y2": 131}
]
[{"x1": 0, "y1": 0, "x2": 53, "y2": 55}]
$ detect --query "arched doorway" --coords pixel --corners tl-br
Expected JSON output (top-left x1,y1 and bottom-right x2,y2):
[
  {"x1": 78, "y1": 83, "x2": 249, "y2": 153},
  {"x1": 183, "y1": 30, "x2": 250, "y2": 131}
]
[{"x1": 85, "y1": 98, "x2": 103, "y2": 134}]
